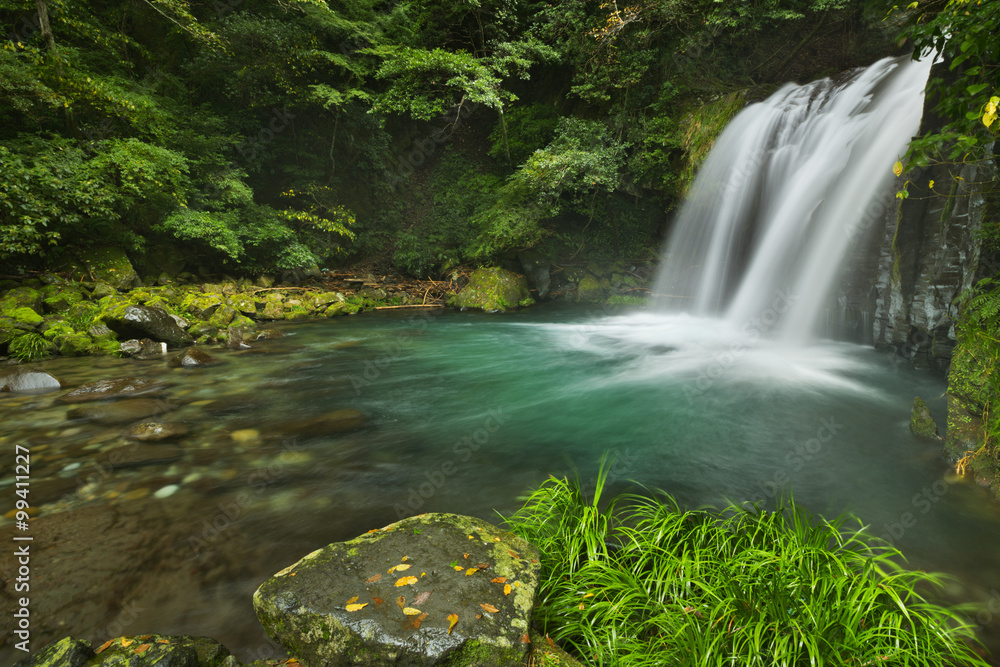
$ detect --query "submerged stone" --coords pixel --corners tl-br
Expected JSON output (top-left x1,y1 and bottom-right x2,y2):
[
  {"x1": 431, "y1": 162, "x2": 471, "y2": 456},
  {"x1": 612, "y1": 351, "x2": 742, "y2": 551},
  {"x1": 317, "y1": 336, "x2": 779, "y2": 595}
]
[
  {"x1": 170, "y1": 348, "x2": 219, "y2": 368},
  {"x1": 67, "y1": 398, "x2": 171, "y2": 425},
  {"x1": 254, "y1": 513, "x2": 540, "y2": 667},
  {"x1": 447, "y1": 268, "x2": 532, "y2": 312},
  {"x1": 58, "y1": 377, "x2": 167, "y2": 403},
  {"x1": 125, "y1": 420, "x2": 190, "y2": 442}
]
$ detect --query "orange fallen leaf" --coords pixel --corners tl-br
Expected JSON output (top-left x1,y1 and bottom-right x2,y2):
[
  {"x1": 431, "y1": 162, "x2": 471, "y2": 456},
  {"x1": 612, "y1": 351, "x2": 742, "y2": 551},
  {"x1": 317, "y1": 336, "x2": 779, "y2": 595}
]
[
  {"x1": 480, "y1": 603, "x2": 499, "y2": 613},
  {"x1": 476, "y1": 563, "x2": 490, "y2": 569},
  {"x1": 139, "y1": 635, "x2": 152, "y2": 640},
  {"x1": 508, "y1": 550, "x2": 519, "y2": 558},
  {"x1": 346, "y1": 603, "x2": 368, "y2": 612},
  {"x1": 366, "y1": 574, "x2": 382, "y2": 583},
  {"x1": 504, "y1": 584, "x2": 512, "y2": 596},
  {"x1": 476, "y1": 614, "x2": 482, "y2": 619},
  {"x1": 367, "y1": 528, "x2": 379, "y2": 533},
  {"x1": 521, "y1": 634, "x2": 530, "y2": 643},
  {"x1": 546, "y1": 636, "x2": 555, "y2": 648},
  {"x1": 402, "y1": 607, "x2": 423, "y2": 616},
  {"x1": 465, "y1": 568, "x2": 478, "y2": 576},
  {"x1": 156, "y1": 639, "x2": 170, "y2": 644},
  {"x1": 97, "y1": 640, "x2": 115, "y2": 654},
  {"x1": 412, "y1": 612, "x2": 428, "y2": 629},
  {"x1": 395, "y1": 576, "x2": 418, "y2": 586},
  {"x1": 373, "y1": 597, "x2": 384, "y2": 605},
  {"x1": 463, "y1": 552, "x2": 469, "y2": 558},
  {"x1": 493, "y1": 537, "x2": 501, "y2": 542},
  {"x1": 447, "y1": 613, "x2": 459, "y2": 634},
  {"x1": 346, "y1": 595, "x2": 359, "y2": 604},
  {"x1": 491, "y1": 577, "x2": 507, "y2": 583},
  {"x1": 134, "y1": 644, "x2": 151, "y2": 655},
  {"x1": 396, "y1": 596, "x2": 406, "y2": 608}
]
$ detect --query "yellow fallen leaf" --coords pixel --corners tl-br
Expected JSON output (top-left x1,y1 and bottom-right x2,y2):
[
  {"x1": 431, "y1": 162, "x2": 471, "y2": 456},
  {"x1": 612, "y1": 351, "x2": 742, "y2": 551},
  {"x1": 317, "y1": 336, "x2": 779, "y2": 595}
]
[
  {"x1": 121, "y1": 639, "x2": 135, "y2": 648},
  {"x1": 893, "y1": 160, "x2": 903, "y2": 177},
  {"x1": 401, "y1": 556, "x2": 408, "y2": 561},
  {"x1": 395, "y1": 576, "x2": 418, "y2": 586},
  {"x1": 465, "y1": 568, "x2": 478, "y2": 576},
  {"x1": 402, "y1": 607, "x2": 422, "y2": 616},
  {"x1": 583, "y1": 592, "x2": 594, "y2": 598},
  {"x1": 394, "y1": 563, "x2": 412, "y2": 571},
  {"x1": 134, "y1": 644, "x2": 152, "y2": 655},
  {"x1": 366, "y1": 574, "x2": 382, "y2": 583},
  {"x1": 447, "y1": 613, "x2": 459, "y2": 634},
  {"x1": 396, "y1": 595, "x2": 406, "y2": 608},
  {"x1": 578, "y1": 603, "x2": 585, "y2": 610},
  {"x1": 453, "y1": 565, "x2": 464, "y2": 572},
  {"x1": 480, "y1": 603, "x2": 499, "y2": 613},
  {"x1": 346, "y1": 596, "x2": 359, "y2": 604},
  {"x1": 346, "y1": 603, "x2": 368, "y2": 612},
  {"x1": 504, "y1": 584, "x2": 512, "y2": 596}
]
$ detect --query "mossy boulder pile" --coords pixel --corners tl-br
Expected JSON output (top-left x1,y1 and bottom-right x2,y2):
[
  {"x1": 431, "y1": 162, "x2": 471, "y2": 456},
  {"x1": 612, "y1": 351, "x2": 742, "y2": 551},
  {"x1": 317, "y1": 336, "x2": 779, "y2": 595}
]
[{"x1": 253, "y1": 513, "x2": 541, "y2": 666}]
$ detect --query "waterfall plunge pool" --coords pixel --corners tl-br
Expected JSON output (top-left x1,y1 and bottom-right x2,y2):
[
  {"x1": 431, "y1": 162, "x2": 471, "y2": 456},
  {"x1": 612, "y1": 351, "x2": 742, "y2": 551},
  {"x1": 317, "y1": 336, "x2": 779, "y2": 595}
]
[{"x1": 3, "y1": 305, "x2": 1000, "y2": 662}]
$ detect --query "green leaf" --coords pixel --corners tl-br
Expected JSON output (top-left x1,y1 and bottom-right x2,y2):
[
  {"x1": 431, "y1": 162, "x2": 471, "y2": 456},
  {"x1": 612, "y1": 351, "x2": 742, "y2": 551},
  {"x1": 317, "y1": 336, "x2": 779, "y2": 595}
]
[{"x1": 966, "y1": 83, "x2": 989, "y2": 95}]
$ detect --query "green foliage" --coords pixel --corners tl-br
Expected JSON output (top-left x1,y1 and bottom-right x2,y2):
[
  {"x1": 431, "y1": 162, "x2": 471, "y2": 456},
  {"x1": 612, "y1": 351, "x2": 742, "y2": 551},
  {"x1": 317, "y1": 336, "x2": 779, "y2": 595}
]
[
  {"x1": 488, "y1": 103, "x2": 559, "y2": 165},
  {"x1": 8, "y1": 332, "x2": 50, "y2": 362},
  {"x1": 505, "y1": 461, "x2": 991, "y2": 666},
  {"x1": 897, "y1": 0, "x2": 1000, "y2": 165}
]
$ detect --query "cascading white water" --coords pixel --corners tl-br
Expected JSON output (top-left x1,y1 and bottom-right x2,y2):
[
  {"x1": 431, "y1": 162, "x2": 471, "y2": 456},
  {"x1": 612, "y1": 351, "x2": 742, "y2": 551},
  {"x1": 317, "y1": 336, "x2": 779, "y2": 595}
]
[{"x1": 652, "y1": 54, "x2": 934, "y2": 342}]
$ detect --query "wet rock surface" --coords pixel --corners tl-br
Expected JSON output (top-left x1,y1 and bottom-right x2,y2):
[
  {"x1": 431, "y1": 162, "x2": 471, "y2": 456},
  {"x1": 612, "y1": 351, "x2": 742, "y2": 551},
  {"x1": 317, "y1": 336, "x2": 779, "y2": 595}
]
[
  {"x1": 125, "y1": 420, "x2": 191, "y2": 442},
  {"x1": 0, "y1": 367, "x2": 62, "y2": 393},
  {"x1": 58, "y1": 377, "x2": 167, "y2": 403},
  {"x1": 104, "y1": 305, "x2": 194, "y2": 348},
  {"x1": 12, "y1": 634, "x2": 234, "y2": 667},
  {"x1": 170, "y1": 348, "x2": 220, "y2": 368},
  {"x1": 67, "y1": 398, "x2": 172, "y2": 424},
  {"x1": 254, "y1": 513, "x2": 540, "y2": 666}
]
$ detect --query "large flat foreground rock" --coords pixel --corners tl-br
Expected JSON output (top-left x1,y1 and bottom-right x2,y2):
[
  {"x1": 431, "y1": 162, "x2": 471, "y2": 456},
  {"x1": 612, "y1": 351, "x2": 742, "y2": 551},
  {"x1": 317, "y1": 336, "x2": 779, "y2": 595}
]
[{"x1": 253, "y1": 513, "x2": 540, "y2": 666}]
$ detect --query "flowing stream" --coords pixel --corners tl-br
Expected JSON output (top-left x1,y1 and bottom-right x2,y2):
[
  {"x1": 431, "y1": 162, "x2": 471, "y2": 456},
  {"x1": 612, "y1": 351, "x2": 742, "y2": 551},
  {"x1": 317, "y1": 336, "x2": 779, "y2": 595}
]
[{"x1": 3, "y1": 309, "x2": 1000, "y2": 662}]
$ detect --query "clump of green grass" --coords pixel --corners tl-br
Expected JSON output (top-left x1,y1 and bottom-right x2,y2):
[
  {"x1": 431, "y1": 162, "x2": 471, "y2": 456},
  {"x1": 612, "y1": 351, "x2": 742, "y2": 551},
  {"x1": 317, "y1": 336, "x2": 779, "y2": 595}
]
[
  {"x1": 9, "y1": 332, "x2": 50, "y2": 362},
  {"x1": 504, "y1": 459, "x2": 991, "y2": 666}
]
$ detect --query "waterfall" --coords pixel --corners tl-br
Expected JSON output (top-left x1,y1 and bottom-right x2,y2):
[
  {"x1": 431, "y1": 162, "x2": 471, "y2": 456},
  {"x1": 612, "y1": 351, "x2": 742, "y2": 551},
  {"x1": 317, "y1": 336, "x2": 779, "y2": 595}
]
[{"x1": 652, "y1": 54, "x2": 934, "y2": 342}]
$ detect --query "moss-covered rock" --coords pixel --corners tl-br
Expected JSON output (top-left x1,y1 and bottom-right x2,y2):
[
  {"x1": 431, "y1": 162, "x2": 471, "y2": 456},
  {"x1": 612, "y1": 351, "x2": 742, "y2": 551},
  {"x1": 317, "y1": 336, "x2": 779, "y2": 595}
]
[
  {"x1": 909, "y1": 396, "x2": 941, "y2": 440},
  {"x1": 10, "y1": 637, "x2": 93, "y2": 667},
  {"x1": 9, "y1": 306, "x2": 44, "y2": 327},
  {"x1": 253, "y1": 513, "x2": 540, "y2": 667},
  {"x1": 181, "y1": 292, "x2": 227, "y2": 319},
  {"x1": 76, "y1": 246, "x2": 138, "y2": 291},
  {"x1": 1, "y1": 286, "x2": 44, "y2": 313},
  {"x1": 208, "y1": 304, "x2": 238, "y2": 329},
  {"x1": 40, "y1": 284, "x2": 85, "y2": 313},
  {"x1": 54, "y1": 332, "x2": 95, "y2": 356},
  {"x1": 576, "y1": 274, "x2": 605, "y2": 302},
  {"x1": 447, "y1": 268, "x2": 532, "y2": 312}
]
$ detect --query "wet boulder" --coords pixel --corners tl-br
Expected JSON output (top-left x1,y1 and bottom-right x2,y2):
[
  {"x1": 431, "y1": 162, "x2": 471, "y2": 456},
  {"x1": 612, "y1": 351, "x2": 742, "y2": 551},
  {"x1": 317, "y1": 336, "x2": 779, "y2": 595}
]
[
  {"x1": 0, "y1": 367, "x2": 62, "y2": 393},
  {"x1": 254, "y1": 513, "x2": 540, "y2": 667},
  {"x1": 13, "y1": 634, "x2": 235, "y2": 667},
  {"x1": 58, "y1": 377, "x2": 167, "y2": 403},
  {"x1": 447, "y1": 268, "x2": 533, "y2": 312},
  {"x1": 170, "y1": 348, "x2": 219, "y2": 368},
  {"x1": 76, "y1": 246, "x2": 139, "y2": 291},
  {"x1": 120, "y1": 338, "x2": 168, "y2": 359},
  {"x1": 104, "y1": 305, "x2": 193, "y2": 348}
]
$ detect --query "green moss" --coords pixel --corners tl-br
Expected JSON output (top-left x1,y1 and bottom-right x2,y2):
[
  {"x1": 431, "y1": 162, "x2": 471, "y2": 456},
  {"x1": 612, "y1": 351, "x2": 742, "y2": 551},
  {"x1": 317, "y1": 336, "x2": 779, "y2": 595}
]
[
  {"x1": 606, "y1": 295, "x2": 647, "y2": 307},
  {"x1": 576, "y1": 274, "x2": 604, "y2": 302},
  {"x1": 909, "y1": 396, "x2": 940, "y2": 439},
  {"x1": 9, "y1": 306, "x2": 43, "y2": 327},
  {"x1": 448, "y1": 268, "x2": 532, "y2": 312}
]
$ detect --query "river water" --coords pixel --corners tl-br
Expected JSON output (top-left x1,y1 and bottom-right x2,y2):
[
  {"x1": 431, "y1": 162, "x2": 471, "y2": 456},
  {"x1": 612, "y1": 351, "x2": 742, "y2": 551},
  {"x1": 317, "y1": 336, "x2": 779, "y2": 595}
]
[{"x1": 3, "y1": 305, "x2": 1000, "y2": 663}]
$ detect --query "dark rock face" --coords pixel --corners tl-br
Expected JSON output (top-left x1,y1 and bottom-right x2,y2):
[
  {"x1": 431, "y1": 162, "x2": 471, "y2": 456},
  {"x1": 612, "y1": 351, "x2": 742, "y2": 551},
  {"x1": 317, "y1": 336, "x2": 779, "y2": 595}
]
[
  {"x1": 254, "y1": 513, "x2": 541, "y2": 667},
  {"x1": 58, "y1": 377, "x2": 167, "y2": 403},
  {"x1": 0, "y1": 367, "x2": 62, "y2": 393},
  {"x1": 119, "y1": 338, "x2": 168, "y2": 359},
  {"x1": 169, "y1": 348, "x2": 219, "y2": 368},
  {"x1": 104, "y1": 305, "x2": 193, "y2": 348},
  {"x1": 11, "y1": 637, "x2": 94, "y2": 667},
  {"x1": 519, "y1": 251, "x2": 551, "y2": 300}
]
